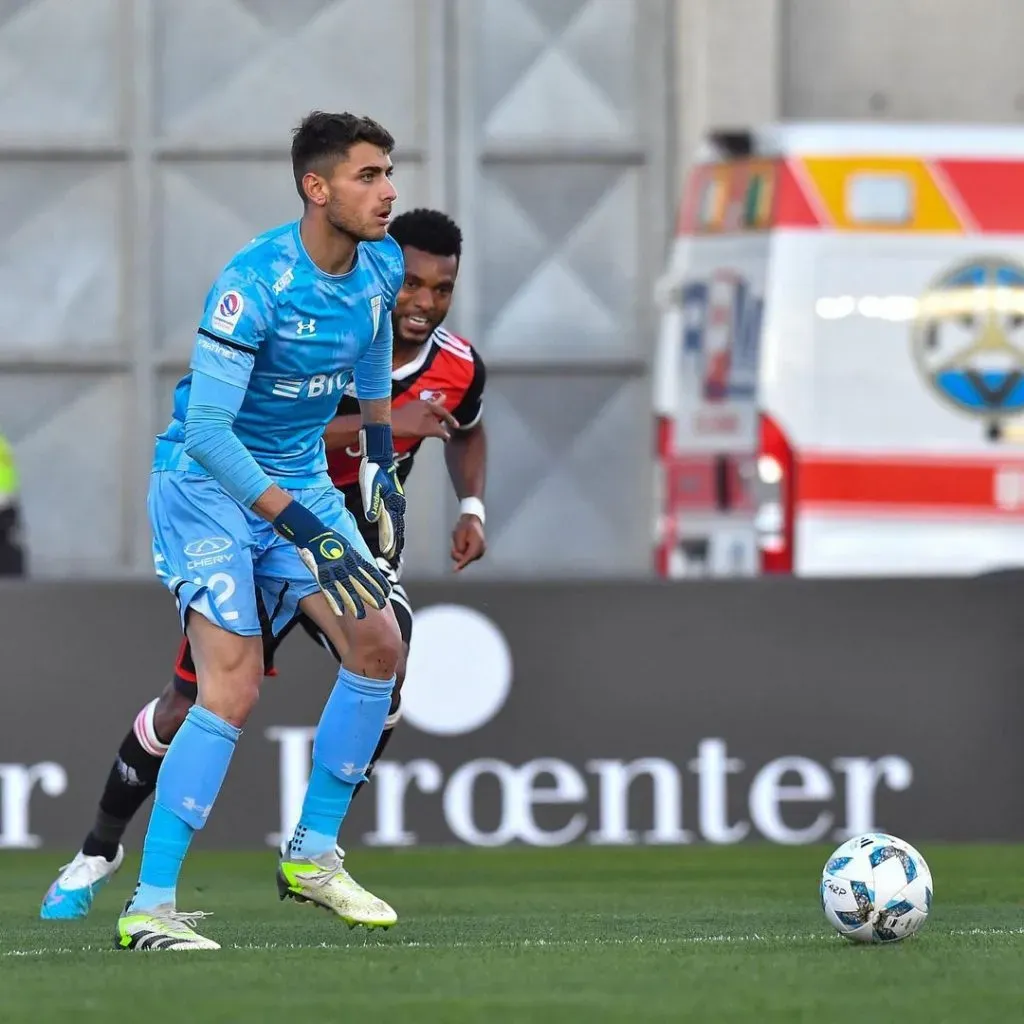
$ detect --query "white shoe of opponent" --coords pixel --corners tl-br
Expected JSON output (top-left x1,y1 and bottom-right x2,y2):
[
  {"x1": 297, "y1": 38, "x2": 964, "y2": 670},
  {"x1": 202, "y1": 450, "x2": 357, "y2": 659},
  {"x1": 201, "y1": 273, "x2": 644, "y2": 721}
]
[{"x1": 40, "y1": 846, "x2": 124, "y2": 920}]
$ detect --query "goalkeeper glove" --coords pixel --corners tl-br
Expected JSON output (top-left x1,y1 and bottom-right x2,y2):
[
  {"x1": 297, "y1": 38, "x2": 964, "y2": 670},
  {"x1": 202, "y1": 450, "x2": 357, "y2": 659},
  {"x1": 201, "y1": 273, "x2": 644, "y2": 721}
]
[
  {"x1": 272, "y1": 500, "x2": 390, "y2": 619},
  {"x1": 358, "y1": 423, "x2": 406, "y2": 563}
]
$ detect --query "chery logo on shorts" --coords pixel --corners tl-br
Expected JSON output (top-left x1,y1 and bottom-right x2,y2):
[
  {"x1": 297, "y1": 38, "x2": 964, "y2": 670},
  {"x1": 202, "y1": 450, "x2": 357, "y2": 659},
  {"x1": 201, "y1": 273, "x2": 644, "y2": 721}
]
[
  {"x1": 184, "y1": 537, "x2": 233, "y2": 558},
  {"x1": 184, "y1": 536, "x2": 234, "y2": 571}
]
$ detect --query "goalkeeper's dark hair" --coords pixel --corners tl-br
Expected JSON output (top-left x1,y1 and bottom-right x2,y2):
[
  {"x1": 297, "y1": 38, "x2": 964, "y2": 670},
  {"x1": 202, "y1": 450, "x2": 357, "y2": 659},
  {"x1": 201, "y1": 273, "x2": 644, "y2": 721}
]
[
  {"x1": 388, "y1": 208, "x2": 463, "y2": 262},
  {"x1": 291, "y1": 111, "x2": 395, "y2": 202}
]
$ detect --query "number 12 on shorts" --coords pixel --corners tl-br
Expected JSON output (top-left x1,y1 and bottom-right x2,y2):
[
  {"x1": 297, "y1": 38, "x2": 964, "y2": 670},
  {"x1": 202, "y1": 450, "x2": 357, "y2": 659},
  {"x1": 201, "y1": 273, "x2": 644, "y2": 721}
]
[{"x1": 191, "y1": 571, "x2": 238, "y2": 622}]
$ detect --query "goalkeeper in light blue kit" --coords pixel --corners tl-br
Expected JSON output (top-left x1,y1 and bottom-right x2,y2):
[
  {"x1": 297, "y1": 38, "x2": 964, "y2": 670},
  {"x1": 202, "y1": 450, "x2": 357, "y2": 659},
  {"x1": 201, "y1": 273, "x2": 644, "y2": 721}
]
[{"x1": 116, "y1": 111, "x2": 407, "y2": 952}]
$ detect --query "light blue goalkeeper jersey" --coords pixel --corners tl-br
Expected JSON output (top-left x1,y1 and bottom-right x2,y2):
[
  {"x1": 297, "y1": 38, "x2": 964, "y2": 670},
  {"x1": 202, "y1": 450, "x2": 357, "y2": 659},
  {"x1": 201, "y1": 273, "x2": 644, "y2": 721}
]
[{"x1": 153, "y1": 220, "x2": 404, "y2": 489}]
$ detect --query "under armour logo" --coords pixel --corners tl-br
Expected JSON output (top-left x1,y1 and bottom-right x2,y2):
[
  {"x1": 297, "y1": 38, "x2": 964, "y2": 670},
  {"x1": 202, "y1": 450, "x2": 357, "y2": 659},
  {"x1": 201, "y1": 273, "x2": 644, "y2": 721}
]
[
  {"x1": 182, "y1": 797, "x2": 212, "y2": 819},
  {"x1": 296, "y1": 319, "x2": 317, "y2": 336}
]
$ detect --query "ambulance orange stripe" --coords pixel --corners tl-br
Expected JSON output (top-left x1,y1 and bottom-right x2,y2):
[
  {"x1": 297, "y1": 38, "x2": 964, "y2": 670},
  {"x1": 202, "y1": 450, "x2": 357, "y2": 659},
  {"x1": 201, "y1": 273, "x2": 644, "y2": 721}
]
[{"x1": 799, "y1": 157, "x2": 964, "y2": 233}]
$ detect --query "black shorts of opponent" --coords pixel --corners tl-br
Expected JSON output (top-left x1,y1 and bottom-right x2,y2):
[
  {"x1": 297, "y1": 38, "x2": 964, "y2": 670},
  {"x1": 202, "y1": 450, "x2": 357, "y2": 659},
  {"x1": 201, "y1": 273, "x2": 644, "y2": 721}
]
[{"x1": 172, "y1": 557, "x2": 412, "y2": 697}]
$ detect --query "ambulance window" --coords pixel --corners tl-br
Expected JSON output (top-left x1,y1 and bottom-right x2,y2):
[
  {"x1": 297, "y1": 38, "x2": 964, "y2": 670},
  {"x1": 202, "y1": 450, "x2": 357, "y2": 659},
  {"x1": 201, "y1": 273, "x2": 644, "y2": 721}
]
[{"x1": 846, "y1": 173, "x2": 912, "y2": 224}]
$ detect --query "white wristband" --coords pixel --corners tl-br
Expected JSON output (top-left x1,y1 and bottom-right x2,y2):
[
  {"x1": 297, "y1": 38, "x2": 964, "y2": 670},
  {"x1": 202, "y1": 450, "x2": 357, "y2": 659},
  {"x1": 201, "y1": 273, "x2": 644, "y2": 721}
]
[{"x1": 459, "y1": 496, "x2": 486, "y2": 525}]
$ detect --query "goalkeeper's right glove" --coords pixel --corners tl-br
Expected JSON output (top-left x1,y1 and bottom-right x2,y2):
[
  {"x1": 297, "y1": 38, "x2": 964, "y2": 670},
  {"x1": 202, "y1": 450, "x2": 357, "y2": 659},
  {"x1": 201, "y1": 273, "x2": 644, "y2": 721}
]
[
  {"x1": 272, "y1": 500, "x2": 390, "y2": 619},
  {"x1": 358, "y1": 424, "x2": 406, "y2": 564}
]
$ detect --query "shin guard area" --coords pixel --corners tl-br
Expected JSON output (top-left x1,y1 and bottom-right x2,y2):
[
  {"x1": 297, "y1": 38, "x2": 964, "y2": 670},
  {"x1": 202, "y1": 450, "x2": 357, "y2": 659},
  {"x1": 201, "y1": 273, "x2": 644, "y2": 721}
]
[
  {"x1": 154, "y1": 705, "x2": 240, "y2": 830},
  {"x1": 312, "y1": 666, "x2": 395, "y2": 783}
]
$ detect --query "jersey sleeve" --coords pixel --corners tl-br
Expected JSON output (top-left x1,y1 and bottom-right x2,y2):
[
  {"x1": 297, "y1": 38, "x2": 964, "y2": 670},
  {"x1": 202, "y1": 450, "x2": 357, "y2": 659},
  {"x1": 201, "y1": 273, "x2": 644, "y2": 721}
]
[
  {"x1": 353, "y1": 236, "x2": 405, "y2": 401},
  {"x1": 375, "y1": 232, "x2": 407, "y2": 309},
  {"x1": 184, "y1": 370, "x2": 274, "y2": 508},
  {"x1": 353, "y1": 309, "x2": 393, "y2": 400},
  {"x1": 451, "y1": 347, "x2": 487, "y2": 429},
  {"x1": 190, "y1": 264, "x2": 274, "y2": 388}
]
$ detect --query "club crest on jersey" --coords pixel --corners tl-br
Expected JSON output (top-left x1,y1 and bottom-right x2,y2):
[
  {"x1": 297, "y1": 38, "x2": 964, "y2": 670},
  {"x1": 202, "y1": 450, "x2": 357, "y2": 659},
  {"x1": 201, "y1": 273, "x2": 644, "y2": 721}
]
[
  {"x1": 370, "y1": 295, "x2": 382, "y2": 338},
  {"x1": 211, "y1": 290, "x2": 244, "y2": 335}
]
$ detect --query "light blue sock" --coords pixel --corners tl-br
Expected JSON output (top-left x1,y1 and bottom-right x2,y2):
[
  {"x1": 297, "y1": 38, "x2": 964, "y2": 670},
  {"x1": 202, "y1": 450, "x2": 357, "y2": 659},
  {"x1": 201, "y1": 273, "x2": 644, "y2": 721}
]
[
  {"x1": 129, "y1": 705, "x2": 240, "y2": 913},
  {"x1": 131, "y1": 805, "x2": 192, "y2": 910},
  {"x1": 290, "y1": 763, "x2": 357, "y2": 858},
  {"x1": 289, "y1": 665, "x2": 395, "y2": 860}
]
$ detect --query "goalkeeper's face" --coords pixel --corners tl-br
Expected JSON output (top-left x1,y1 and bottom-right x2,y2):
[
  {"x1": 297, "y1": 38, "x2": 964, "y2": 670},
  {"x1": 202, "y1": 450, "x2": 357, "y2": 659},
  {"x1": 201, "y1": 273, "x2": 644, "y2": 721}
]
[{"x1": 322, "y1": 142, "x2": 397, "y2": 242}]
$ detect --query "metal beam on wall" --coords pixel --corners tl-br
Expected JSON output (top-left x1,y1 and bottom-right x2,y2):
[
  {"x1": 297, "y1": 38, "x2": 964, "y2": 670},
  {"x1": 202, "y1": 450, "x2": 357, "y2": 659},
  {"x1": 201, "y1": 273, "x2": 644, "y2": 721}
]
[{"x1": 450, "y1": 0, "x2": 673, "y2": 578}]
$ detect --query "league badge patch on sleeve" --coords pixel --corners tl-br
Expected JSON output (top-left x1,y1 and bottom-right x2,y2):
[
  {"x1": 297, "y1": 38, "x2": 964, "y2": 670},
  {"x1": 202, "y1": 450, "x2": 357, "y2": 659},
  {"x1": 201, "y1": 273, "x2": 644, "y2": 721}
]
[
  {"x1": 370, "y1": 294, "x2": 382, "y2": 338},
  {"x1": 211, "y1": 290, "x2": 244, "y2": 335}
]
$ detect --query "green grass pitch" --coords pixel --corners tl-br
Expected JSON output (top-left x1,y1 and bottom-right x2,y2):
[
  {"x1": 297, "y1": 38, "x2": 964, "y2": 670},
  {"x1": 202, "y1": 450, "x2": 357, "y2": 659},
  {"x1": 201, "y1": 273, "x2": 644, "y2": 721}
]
[{"x1": 1, "y1": 845, "x2": 1021, "y2": 1022}]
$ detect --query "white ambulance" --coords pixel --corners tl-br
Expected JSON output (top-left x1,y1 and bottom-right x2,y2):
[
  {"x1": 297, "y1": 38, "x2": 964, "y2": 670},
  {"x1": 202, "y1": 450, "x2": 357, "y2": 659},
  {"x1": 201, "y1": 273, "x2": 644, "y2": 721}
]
[{"x1": 654, "y1": 122, "x2": 1024, "y2": 578}]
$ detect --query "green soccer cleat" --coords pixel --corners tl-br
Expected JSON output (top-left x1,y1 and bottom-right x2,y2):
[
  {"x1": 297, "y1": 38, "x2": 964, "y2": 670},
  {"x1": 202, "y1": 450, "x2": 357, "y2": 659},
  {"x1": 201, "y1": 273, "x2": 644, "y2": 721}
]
[
  {"x1": 115, "y1": 901, "x2": 220, "y2": 951},
  {"x1": 276, "y1": 842, "x2": 397, "y2": 929}
]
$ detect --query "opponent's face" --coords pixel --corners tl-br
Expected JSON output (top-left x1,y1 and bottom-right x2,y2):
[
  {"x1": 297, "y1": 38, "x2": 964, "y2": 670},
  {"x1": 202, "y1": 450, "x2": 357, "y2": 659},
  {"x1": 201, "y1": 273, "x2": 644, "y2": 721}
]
[
  {"x1": 306, "y1": 141, "x2": 397, "y2": 241},
  {"x1": 393, "y1": 245, "x2": 459, "y2": 345}
]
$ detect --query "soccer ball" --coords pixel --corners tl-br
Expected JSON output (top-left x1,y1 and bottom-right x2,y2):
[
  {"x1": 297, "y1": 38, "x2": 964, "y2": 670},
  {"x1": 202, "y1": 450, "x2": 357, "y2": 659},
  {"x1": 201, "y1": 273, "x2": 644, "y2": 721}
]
[{"x1": 820, "y1": 832, "x2": 933, "y2": 944}]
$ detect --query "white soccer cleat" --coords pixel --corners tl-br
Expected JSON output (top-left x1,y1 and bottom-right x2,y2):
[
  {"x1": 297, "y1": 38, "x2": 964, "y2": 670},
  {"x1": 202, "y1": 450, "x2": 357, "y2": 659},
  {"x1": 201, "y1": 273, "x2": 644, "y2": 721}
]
[
  {"x1": 40, "y1": 846, "x2": 125, "y2": 920},
  {"x1": 276, "y1": 843, "x2": 397, "y2": 929},
  {"x1": 115, "y1": 902, "x2": 220, "y2": 951}
]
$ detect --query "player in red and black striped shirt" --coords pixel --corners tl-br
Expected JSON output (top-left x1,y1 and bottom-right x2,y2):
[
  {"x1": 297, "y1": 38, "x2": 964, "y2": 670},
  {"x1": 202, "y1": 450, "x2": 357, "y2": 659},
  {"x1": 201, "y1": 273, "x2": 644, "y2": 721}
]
[{"x1": 41, "y1": 210, "x2": 488, "y2": 918}]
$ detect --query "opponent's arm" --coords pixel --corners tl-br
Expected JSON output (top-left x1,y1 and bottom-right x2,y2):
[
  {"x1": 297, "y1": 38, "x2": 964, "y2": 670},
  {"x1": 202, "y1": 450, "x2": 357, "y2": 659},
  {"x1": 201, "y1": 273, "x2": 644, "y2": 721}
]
[
  {"x1": 324, "y1": 397, "x2": 459, "y2": 451},
  {"x1": 445, "y1": 421, "x2": 487, "y2": 571},
  {"x1": 352, "y1": 314, "x2": 406, "y2": 561},
  {"x1": 445, "y1": 350, "x2": 488, "y2": 571},
  {"x1": 323, "y1": 415, "x2": 362, "y2": 452},
  {"x1": 445, "y1": 421, "x2": 487, "y2": 502}
]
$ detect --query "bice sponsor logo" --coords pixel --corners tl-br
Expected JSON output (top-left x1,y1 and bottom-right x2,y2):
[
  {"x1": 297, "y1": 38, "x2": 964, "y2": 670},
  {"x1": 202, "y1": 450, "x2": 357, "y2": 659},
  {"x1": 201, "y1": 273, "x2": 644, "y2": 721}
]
[{"x1": 272, "y1": 371, "x2": 350, "y2": 400}]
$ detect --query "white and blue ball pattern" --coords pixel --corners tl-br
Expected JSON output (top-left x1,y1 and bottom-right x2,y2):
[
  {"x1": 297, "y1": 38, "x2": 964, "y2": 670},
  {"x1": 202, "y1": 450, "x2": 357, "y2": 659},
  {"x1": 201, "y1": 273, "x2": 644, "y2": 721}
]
[{"x1": 821, "y1": 833, "x2": 933, "y2": 944}]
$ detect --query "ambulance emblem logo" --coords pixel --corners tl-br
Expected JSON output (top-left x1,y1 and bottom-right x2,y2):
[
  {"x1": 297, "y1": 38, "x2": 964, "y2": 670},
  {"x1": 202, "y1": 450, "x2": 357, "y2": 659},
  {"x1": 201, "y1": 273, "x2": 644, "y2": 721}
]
[
  {"x1": 681, "y1": 269, "x2": 761, "y2": 402},
  {"x1": 911, "y1": 257, "x2": 1024, "y2": 438}
]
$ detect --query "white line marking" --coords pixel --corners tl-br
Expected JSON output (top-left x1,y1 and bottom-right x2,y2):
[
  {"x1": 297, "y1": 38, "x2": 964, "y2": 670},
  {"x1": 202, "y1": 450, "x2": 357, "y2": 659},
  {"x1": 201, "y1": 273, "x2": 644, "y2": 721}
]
[{"x1": 4, "y1": 927, "x2": 1022, "y2": 958}]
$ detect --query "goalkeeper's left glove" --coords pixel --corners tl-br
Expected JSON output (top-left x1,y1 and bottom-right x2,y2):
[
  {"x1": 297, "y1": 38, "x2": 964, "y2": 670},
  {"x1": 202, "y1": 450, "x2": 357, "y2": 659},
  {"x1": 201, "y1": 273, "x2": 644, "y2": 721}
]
[
  {"x1": 358, "y1": 423, "x2": 406, "y2": 563},
  {"x1": 272, "y1": 500, "x2": 390, "y2": 620}
]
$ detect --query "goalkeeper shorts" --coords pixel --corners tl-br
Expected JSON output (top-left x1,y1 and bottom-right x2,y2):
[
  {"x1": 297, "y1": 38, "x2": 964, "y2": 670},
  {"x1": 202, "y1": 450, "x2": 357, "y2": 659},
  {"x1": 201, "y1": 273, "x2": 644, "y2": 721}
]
[{"x1": 148, "y1": 470, "x2": 373, "y2": 637}]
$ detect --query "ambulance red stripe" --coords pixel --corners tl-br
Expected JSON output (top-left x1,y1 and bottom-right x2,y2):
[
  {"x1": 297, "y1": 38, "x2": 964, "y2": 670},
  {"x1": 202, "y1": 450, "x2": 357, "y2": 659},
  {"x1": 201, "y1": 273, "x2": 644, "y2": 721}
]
[{"x1": 798, "y1": 453, "x2": 1024, "y2": 515}]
